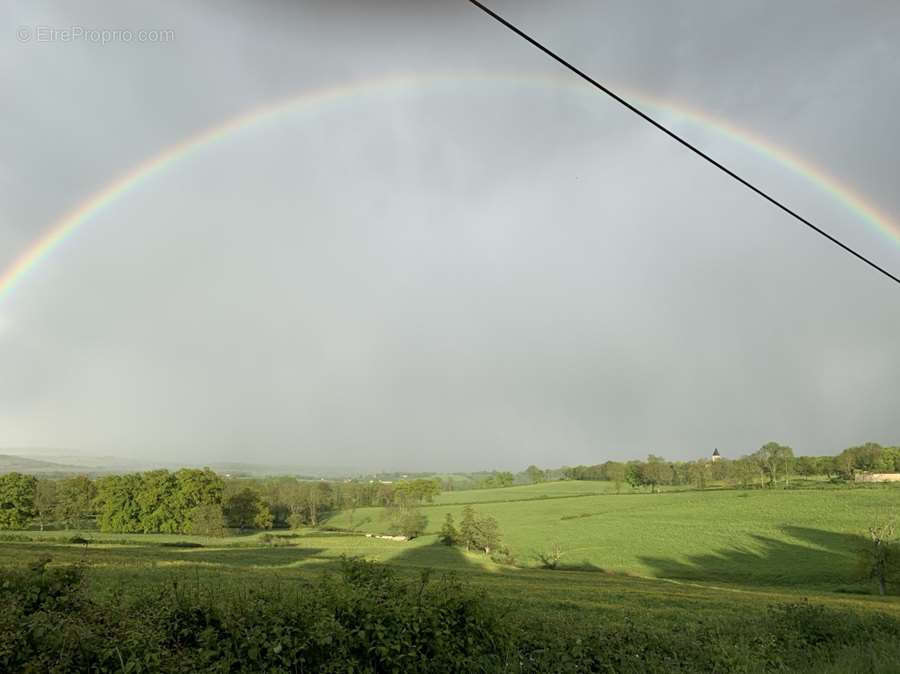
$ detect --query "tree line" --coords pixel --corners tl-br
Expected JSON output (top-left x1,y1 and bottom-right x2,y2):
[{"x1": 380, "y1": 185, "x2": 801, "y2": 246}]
[
  {"x1": 0, "y1": 469, "x2": 444, "y2": 533},
  {"x1": 555, "y1": 442, "x2": 900, "y2": 492}
]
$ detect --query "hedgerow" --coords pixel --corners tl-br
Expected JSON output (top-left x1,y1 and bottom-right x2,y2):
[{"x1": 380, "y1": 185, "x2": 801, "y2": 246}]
[{"x1": 2, "y1": 557, "x2": 899, "y2": 672}]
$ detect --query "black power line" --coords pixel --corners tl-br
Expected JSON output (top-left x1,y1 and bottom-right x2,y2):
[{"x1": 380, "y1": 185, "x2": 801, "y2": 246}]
[{"x1": 468, "y1": 0, "x2": 900, "y2": 287}]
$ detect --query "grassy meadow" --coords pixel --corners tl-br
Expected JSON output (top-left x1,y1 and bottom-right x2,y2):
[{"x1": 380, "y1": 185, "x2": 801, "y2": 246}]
[
  {"x1": 4, "y1": 480, "x2": 898, "y2": 599},
  {"x1": 3, "y1": 480, "x2": 899, "y2": 670},
  {"x1": 331, "y1": 481, "x2": 900, "y2": 589}
]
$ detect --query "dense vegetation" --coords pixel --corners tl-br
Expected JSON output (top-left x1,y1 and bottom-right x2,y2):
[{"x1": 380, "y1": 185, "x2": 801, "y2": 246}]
[
  {"x1": 3, "y1": 554, "x2": 900, "y2": 673},
  {"x1": 1, "y1": 441, "x2": 898, "y2": 671}
]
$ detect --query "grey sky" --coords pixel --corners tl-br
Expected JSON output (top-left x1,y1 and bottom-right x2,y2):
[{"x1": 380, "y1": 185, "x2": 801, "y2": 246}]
[{"x1": 1, "y1": 1, "x2": 898, "y2": 471}]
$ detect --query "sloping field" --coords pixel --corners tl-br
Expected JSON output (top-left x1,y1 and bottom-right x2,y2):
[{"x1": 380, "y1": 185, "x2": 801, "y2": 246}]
[{"x1": 328, "y1": 482, "x2": 900, "y2": 590}]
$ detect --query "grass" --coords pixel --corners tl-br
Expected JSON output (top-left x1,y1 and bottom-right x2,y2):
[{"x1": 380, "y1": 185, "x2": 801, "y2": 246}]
[
  {"x1": 330, "y1": 482, "x2": 900, "y2": 589},
  {"x1": 3, "y1": 481, "x2": 899, "y2": 652}
]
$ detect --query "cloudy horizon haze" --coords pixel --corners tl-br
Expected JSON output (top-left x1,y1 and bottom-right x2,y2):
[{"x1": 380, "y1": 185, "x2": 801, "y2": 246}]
[{"x1": 2, "y1": 0, "x2": 899, "y2": 472}]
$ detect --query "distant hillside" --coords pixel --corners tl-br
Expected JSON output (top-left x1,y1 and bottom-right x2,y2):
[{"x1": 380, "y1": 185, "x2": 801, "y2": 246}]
[{"x1": 0, "y1": 454, "x2": 89, "y2": 474}]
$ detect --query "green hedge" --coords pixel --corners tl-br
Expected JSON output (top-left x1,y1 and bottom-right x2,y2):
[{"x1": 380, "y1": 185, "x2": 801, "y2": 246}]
[{"x1": 2, "y1": 557, "x2": 899, "y2": 672}]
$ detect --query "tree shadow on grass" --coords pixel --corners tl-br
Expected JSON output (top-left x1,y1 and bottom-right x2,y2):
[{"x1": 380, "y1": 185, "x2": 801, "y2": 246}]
[
  {"x1": 171, "y1": 546, "x2": 327, "y2": 568},
  {"x1": 637, "y1": 526, "x2": 879, "y2": 592},
  {"x1": 384, "y1": 537, "x2": 494, "y2": 573}
]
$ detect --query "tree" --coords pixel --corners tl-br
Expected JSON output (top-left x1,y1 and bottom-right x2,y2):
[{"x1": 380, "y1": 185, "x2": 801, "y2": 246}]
[
  {"x1": 0, "y1": 472, "x2": 37, "y2": 530},
  {"x1": 56, "y1": 475, "x2": 97, "y2": 529},
  {"x1": 625, "y1": 463, "x2": 645, "y2": 490},
  {"x1": 688, "y1": 460, "x2": 709, "y2": 490},
  {"x1": 470, "y1": 514, "x2": 501, "y2": 555},
  {"x1": 33, "y1": 479, "x2": 58, "y2": 531},
  {"x1": 643, "y1": 455, "x2": 672, "y2": 492},
  {"x1": 859, "y1": 521, "x2": 898, "y2": 596},
  {"x1": 394, "y1": 509, "x2": 427, "y2": 539},
  {"x1": 174, "y1": 468, "x2": 224, "y2": 516},
  {"x1": 224, "y1": 488, "x2": 271, "y2": 532},
  {"x1": 95, "y1": 473, "x2": 143, "y2": 533},
  {"x1": 525, "y1": 465, "x2": 546, "y2": 484},
  {"x1": 134, "y1": 470, "x2": 180, "y2": 534},
  {"x1": 254, "y1": 502, "x2": 274, "y2": 530},
  {"x1": 755, "y1": 442, "x2": 794, "y2": 486},
  {"x1": 459, "y1": 505, "x2": 477, "y2": 551},
  {"x1": 439, "y1": 513, "x2": 458, "y2": 546},
  {"x1": 730, "y1": 458, "x2": 758, "y2": 489},
  {"x1": 604, "y1": 462, "x2": 626, "y2": 493},
  {"x1": 185, "y1": 503, "x2": 227, "y2": 537}
]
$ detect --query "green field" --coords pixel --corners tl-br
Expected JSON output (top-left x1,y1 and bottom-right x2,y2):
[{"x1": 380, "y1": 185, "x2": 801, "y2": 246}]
[
  {"x1": 4, "y1": 481, "x2": 900, "y2": 671},
  {"x1": 331, "y1": 481, "x2": 900, "y2": 589},
  {"x1": 6, "y1": 481, "x2": 899, "y2": 598}
]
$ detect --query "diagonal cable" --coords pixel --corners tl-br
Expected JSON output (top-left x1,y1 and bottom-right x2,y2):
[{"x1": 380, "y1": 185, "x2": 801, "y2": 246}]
[{"x1": 468, "y1": 0, "x2": 900, "y2": 287}]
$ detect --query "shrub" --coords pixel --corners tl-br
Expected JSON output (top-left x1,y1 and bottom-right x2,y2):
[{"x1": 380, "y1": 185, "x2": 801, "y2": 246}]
[{"x1": 3, "y1": 557, "x2": 900, "y2": 672}]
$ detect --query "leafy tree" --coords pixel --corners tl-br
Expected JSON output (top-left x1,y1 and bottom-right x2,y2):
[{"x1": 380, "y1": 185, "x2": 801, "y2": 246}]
[
  {"x1": 459, "y1": 505, "x2": 477, "y2": 551},
  {"x1": 173, "y1": 468, "x2": 224, "y2": 515},
  {"x1": 56, "y1": 475, "x2": 97, "y2": 529},
  {"x1": 454, "y1": 506, "x2": 502, "y2": 555},
  {"x1": 625, "y1": 463, "x2": 645, "y2": 490},
  {"x1": 0, "y1": 472, "x2": 37, "y2": 530},
  {"x1": 470, "y1": 514, "x2": 501, "y2": 555},
  {"x1": 643, "y1": 455, "x2": 672, "y2": 492},
  {"x1": 33, "y1": 479, "x2": 58, "y2": 531},
  {"x1": 793, "y1": 456, "x2": 817, "y2": 477},
  {"x1": 393, "y1": 479, "x2": 441, "y2": 508},
  {"x1": 394, "y1": 509, "x2": 427, "y2": 539},
  {"x1": 730, "y1": 458, "x2": 758, "y2": 489},
  {"x1": 95, "y1": 473, "x2": 143, "y2": 532},
  {"x1": 525, "y1": 465, "x2": 545, "y2": 484},
  {"x1": 439, "y1": 513, "x2": 458, "y2": 545},
  {"x1": 135, "y1": 470, "x2": 180, "y2": 533},
  {"x1": 858, "y1": 521, "x2": 899, "y2": 596},
  {"x1": 494, "y1": 471, "x2": 514, "y2": 487},
  {"x1": 224, "y1": 488, "x2": 271, "y2": 532},
  {"x1": 254, "y1": 501, "x2": 274, "y2": 530},
  {"x1": 754, "y1": 442, "x2": 794, "y2": 486},
  {"x1": 604, "y1": 462, "x2": 626, "y2": 493},
  {"x1": 185, "y1": 503, "x2": 227, "y2": 537},
  {"x1": 688, "y1": 460, "x2": 709, "y2": 489}
]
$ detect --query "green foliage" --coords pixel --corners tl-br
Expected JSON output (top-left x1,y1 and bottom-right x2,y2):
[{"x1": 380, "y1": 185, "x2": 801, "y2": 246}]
[
  {"x1": 752, "y1": 442, "x2": 796, "y2": 486},
  {"x1": 3, "y1": 556, "x2": 900, "y2": 672},
  {"x1": 838, "y1": 443, "x2": 900, "y2": 476},
  {"x1": 0, "y1": 472, "x2": 37, "y2": 530},
  {"x1": 223, "y1": 488, "x2": 272, "y2": 531},
  {"x1": 459, "y1": 504, "x2": 476, "y2": 551},
  {"x1": 457, "y1": 505, "x2": 502, "y2": 554},
  {"x1": 857, "y1": 521, "x2": 900, "y2": 596},
  {"x1": 439, "y1": 513, "x2": 458, "y2": 545},
  {"x1": 32, "y1": 478, "x2": 57, "y2": 531},
  {"x1": 56, "y1": 474, "x2": 98, "y2": 529},
  {"x1": 480, "y1": 471, "x2": 515, "y2": 488},
  {"x1": 525, "y1": 464, "x2": 546, "y2": 484},
  {"x1": 185, "y1": 503, "x2": 227, "y2": 537},
  {"x1": 392, "y1": 508, "x2": 428, "y2": 539},
  {"x1": 95, "y1": 469, "x2": 224, "y2": 534}
]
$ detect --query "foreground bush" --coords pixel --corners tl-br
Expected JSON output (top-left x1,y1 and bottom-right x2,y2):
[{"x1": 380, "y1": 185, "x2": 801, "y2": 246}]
[{"x1": 2, "y1": 557, "x2": 900, "y2": 672}]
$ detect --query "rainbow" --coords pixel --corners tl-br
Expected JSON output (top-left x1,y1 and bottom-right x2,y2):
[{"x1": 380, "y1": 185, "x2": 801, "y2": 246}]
[{"x1": 2, "y1": 72, "x2": 897, "y2": 305}]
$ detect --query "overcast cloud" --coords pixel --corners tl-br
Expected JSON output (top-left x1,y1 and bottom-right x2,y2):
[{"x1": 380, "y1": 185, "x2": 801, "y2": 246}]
[{"x1": 1, "y1": 0, "x2": 898, "y2": 471}]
